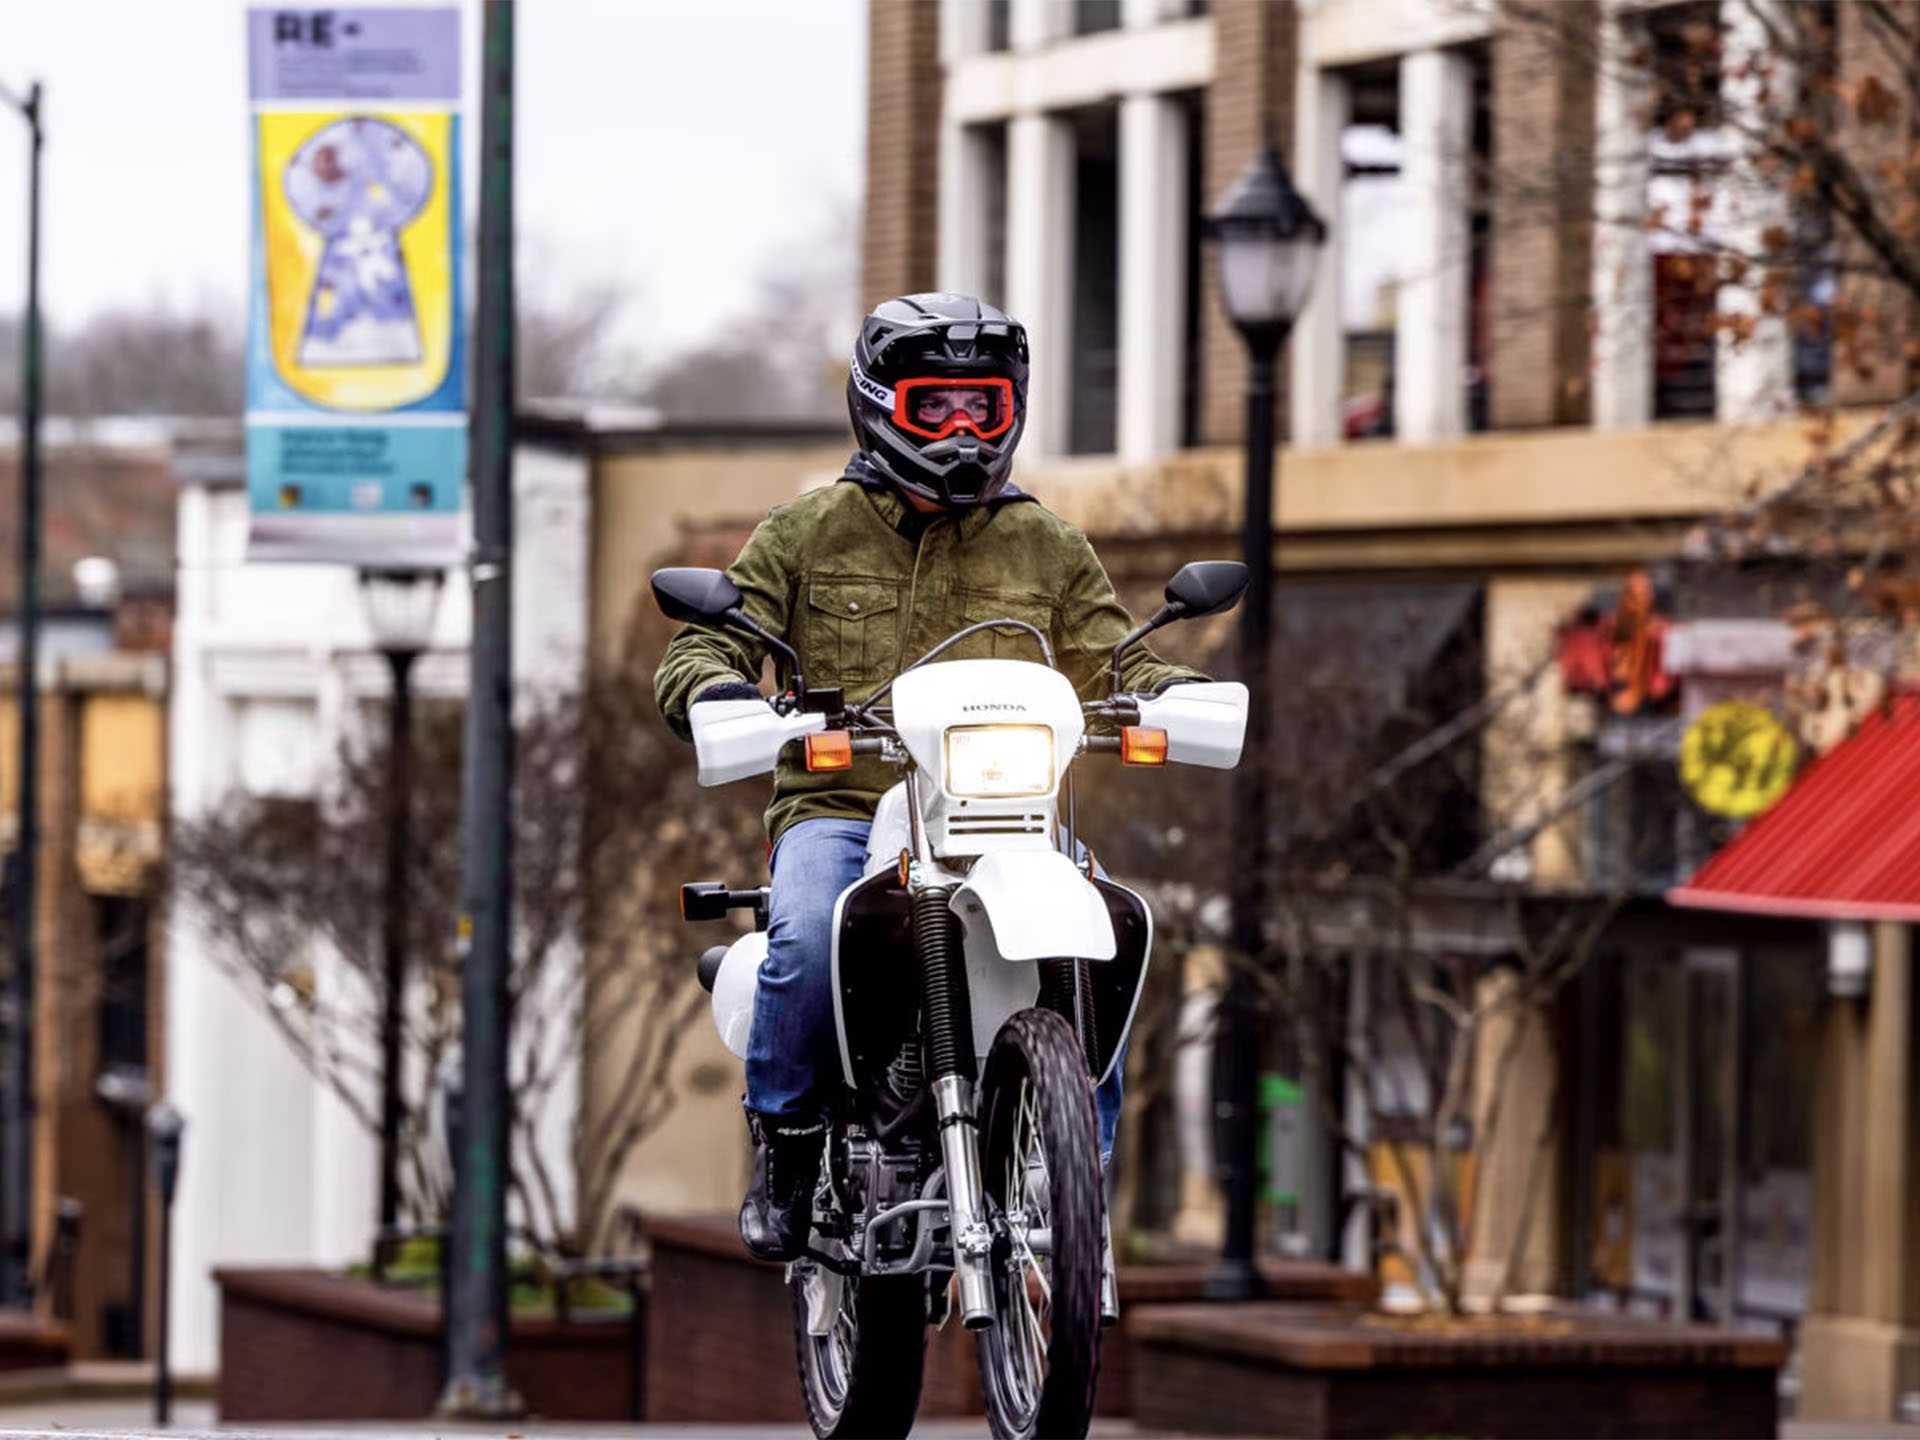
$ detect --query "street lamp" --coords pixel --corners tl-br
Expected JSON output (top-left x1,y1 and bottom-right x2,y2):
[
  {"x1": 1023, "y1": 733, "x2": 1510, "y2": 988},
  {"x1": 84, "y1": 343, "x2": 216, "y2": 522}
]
[
  {"x1": 1200, "y1": 144, "x2": 1325, "y2": 1302},
  {"x1": 359, "y1": 567, "x2": 444, "y2": 1260},
  {"x1": 0, "y1": 75, "x2": 44, "y2": 1312}
]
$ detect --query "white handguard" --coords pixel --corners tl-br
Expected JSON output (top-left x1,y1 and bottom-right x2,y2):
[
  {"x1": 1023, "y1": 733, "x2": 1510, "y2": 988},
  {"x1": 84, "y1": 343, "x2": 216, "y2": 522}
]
[
  {"x1": 1134, "y1": 680, "x2": 1249, "y2": 768},
  {"x1": 688, "y1": 698, "x2": 826, "y2": 786}
]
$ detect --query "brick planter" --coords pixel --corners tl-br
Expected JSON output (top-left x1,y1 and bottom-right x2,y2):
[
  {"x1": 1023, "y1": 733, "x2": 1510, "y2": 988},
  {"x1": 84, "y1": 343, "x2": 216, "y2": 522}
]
[
  {"x1": 642, "y1": 1212, "x2": 1374, "y2": 1424},
  {"x1": 1129, "y1": 1302, "x2": 1788, "y2": 1439},
  {"x1": 0, "y1": 1311, "x2": 72, "y2": 1373},
  {"x1": 213, "y1": 1267, "x2": 642, "y2": 1422}
]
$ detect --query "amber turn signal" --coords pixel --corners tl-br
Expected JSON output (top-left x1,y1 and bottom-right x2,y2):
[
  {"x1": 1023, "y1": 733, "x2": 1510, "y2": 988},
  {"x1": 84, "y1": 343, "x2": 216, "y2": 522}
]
[
  {"x1": 805, "y1": 731, "x2": 854, "y2": 772},
  {"x1": 1120, "y1": 726, "x2": 1168, "y2": 766}
]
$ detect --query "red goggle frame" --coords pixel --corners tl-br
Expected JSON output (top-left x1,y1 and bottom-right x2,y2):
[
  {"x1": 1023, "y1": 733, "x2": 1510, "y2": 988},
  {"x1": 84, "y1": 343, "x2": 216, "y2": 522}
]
[{"x1": 891, "y1": 376, "x2": 1018, "y2": 442}]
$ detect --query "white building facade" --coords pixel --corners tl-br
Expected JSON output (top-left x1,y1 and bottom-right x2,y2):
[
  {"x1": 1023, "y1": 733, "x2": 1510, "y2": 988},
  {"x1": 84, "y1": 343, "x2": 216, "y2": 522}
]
[{"x1": 164, "y1": 433, "x2": 589, "y2": 1373}]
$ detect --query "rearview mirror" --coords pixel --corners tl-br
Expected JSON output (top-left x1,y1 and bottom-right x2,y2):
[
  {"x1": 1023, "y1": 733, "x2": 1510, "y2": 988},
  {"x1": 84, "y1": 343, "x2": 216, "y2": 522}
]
[
  {"x1": 1165, "y1": 561, "x2": 1248, "y2": 618},
  {"x1": 652, "y1": 567, "x2": 744, "y2": 624}
]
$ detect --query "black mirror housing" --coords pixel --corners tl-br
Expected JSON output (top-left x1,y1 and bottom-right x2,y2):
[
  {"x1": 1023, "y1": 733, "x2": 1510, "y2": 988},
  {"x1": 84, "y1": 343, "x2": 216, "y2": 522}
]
[
  {"x1": 1165, "y1": 560, "x2": 1248, "y2": 618},
  {"x1": 652, "y1": 567, "x2": 744, "y2": 624}
]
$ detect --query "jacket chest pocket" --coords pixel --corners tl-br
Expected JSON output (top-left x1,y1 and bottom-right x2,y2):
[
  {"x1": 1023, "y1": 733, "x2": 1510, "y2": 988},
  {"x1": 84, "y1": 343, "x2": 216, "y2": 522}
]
[
  {"x1": 804, "y1": 577, "x2": 903, "y2": 685},
  {"x1": 959, "y1": 587, "x2": 1056, "y2": 663}
]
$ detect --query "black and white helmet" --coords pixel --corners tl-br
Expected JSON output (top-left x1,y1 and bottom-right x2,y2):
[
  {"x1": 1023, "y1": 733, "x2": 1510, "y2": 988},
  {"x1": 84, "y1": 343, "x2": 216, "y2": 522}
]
[{"x1": 846, "y1": 293, "x2": 1029, "y2": 507}]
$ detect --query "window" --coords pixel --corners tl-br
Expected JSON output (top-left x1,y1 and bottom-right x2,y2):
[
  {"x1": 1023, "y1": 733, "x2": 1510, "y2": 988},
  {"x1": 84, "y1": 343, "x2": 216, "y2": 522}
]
[
  {"x1": 1073, "y1": 0, "x2": 1122, "y2": 35},
  {"x1": 1646, "y1": 3, "x2": 1723, "y2": 420},
  {"x1": 94, "y1": 895, "x2": 150, "y2": 1078},
  {"x1": 1339, "y1": 64, "x2": 1404, "y2": 440},
  {"x1": 1180, "y1": 93, "x2": 1206, "y2": 447},
  {"x1": 987, "y1": 0, "x2": 1011, "y2": 52},
  {"x1": 982, "y1": 124, "x2": 1009, "y2": 310},
  {"x1": 1068, "y1": 105, "x2": 1120, "y2": 455}
]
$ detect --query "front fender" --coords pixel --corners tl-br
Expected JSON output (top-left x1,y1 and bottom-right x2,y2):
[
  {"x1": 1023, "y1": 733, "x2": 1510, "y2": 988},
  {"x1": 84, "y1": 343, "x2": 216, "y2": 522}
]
[{"x1": 950, "y1": 850, "x2": 1116, "y2": 962}]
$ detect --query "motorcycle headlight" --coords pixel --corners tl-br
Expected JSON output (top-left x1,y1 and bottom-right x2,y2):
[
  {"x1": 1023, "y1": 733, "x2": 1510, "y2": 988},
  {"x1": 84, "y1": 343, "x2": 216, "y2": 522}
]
[{"x1": 943, "y1": 724, "x2": 1055, "y2": 798}]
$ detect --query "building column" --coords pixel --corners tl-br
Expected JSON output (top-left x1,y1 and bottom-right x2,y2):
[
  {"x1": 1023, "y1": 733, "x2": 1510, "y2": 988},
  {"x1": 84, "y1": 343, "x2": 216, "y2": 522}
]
[
  {"x1": 1591, "y1": 0, "x2": 1652, "y2": 431},
  {"x1": 1394, "y1": 48, "x2": 1473, "y2": 445},
  {"x1": 1122, "y1": 0, "x2": 1180, "y2": 25},
  {"x1": 1118, "y1": 92, "x2": 1190, "y2": 462},
  {"x1": 1802, "y1": 923, "x2": 1920, "y2": 1422},
  {"x1": 1289, "y1": 63, "x2": 1348, "y2": 451},
  {"x1": 1714, "y1": 0, "x2": 1794, "y2": 424},
  {"x1": 941, "y1": 0, "x2": 991, "y2": 63},
  {"x1": 939, "y1": 123, "x2": 1002, "y2": 303},
  {"x1": 1011, "y1": 0, "x2": 1063, "y2": 51},
  {"x1": 1463, "y1": 968, "x2": 1565, "y2": 1302},
  {"x1": 1007, "y1": 111, "x2": 1075, "y2": 458}
]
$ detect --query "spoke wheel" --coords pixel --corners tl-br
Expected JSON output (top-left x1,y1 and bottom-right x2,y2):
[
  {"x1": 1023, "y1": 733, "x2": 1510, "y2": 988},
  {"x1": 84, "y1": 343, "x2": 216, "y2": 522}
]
[
  {"x1": 976, "y1": 1007, "x2": 1104, "y2": 1440},
  {"x1": 791, "y1": 1259, "x2": 927, "y2": 1439}
]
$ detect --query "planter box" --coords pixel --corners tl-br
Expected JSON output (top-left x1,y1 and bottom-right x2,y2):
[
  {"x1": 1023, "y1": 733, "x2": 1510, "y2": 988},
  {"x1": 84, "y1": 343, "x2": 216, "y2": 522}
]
[
  {"x1": 214, "y1": 1267, "x2": 641, "y2": 1422},
  {"x1": 1130, "y1": 1301, "x2": 1788, "y2": 1439},
  {"x1": 0, "y1": 1312, "x2": 72, "y2": 1374},
  {"x1": 642, "y1": 1212, "x2": 1374, "y2": 1424}
]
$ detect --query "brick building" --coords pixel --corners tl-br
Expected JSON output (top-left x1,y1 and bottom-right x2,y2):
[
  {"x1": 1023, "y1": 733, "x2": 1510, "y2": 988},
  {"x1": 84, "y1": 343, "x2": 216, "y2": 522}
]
[
  {"x1": 0, "y1": 430, "x2": 176, "y2": 1363},
  {"x1": 862, "y1": 0, "x2": 1919, "y2": 1421}
]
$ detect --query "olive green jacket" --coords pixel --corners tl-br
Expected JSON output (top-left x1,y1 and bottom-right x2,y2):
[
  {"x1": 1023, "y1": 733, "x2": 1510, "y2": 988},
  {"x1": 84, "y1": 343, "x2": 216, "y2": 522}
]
[{"x1": 654, "y1": 470, "x2": 1206, "y2": 845}]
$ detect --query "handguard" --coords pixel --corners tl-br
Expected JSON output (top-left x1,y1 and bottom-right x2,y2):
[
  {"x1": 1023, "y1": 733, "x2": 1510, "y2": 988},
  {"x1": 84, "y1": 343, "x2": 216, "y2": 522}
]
[
  {"x1": 1133, "y1": 681, "x2": 1249, "y2": 768},
  {"x1": 688, "y1": 699, "x2": 828, "y2": 786}
]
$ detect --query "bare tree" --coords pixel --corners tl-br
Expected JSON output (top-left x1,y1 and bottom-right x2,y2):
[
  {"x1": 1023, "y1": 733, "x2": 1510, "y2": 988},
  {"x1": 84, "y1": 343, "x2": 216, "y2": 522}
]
[
  {"x1": 168, "y1": 606, "x2": 763, "y2": 1257},
  {"x1": 1074, "y1": 578, "x2": 1641, "y2": 1311},
  {"x1": 641, "y1": 201, "x2": 857, "y2": 422}
]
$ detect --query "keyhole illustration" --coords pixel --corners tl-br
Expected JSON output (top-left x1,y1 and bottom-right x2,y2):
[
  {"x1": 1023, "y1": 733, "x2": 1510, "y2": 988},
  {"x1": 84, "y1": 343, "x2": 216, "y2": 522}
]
[{"x1": 284, "y1": 117, "x2": 433, "y2": 368}]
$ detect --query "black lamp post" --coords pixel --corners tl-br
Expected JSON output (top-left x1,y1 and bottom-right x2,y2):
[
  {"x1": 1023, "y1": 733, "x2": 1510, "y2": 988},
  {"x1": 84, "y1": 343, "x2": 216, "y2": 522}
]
[
  {"x1": 145, "y1": 1100, "x2": 183, "y2": 1426},
  {"x1": 1200, "y1": 145, "x2": 1325, "y2": 1302},
  {"x1": 0, "y1": 76, "x2": 42, "y2": 1312},
  {"x1": 359, "y1": 567, "x2": 444, "y2": 1264}
]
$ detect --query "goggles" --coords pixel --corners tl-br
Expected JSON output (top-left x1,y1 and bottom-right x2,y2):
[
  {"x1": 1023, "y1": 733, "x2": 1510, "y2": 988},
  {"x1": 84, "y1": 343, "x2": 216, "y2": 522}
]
[{"x1": 855, "y1": 357, "x2": 1019, "y2": 442}]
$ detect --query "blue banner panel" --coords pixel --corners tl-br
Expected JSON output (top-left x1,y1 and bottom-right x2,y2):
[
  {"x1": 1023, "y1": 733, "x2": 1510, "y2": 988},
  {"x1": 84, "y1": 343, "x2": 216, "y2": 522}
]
[{"x1": 245, "y1": 8, "x2": 465, "y2": 565}]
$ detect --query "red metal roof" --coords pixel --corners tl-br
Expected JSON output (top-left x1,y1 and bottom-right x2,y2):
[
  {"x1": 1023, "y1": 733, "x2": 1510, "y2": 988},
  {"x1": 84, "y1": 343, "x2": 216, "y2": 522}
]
[{"x1": 1669, "y1": 693, "x2": 1920, "y2": 922}]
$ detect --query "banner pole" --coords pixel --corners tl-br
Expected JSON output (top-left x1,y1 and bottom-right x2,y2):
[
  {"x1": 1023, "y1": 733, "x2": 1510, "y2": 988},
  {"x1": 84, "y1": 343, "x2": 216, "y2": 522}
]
[{"x1": 439, "y1": 0, "x2": 518, "y2": 1419}]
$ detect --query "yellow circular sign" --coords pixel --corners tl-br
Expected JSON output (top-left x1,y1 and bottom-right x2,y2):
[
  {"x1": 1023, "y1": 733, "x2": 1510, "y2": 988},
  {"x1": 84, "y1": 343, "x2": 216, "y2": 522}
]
[{"x1": 1679, "y1": 701, "x2": 1798, "y2": 819}]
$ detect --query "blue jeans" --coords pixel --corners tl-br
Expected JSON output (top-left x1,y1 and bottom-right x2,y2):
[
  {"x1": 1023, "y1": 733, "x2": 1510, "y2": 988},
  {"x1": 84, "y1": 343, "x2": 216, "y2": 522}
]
[{"x1": 748, "y1": 817, "x2": 1125, "y2": 1164}]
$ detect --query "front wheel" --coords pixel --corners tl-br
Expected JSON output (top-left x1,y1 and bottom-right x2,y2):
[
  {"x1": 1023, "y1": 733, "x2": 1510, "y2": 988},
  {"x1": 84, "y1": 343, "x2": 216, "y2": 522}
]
[
  {"x1": 791, "y1": 1262, "x2": 927, "y2": 1439},
  {"x1": 975, "y1": 1007, "x2": 1104, "y2": 1440}
]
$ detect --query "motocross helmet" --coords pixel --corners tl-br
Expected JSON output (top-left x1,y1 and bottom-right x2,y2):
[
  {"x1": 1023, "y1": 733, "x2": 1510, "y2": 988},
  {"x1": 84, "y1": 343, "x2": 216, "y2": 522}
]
[{"x1": 847, "y1": 293, "x2": 1029, "y2": 507}]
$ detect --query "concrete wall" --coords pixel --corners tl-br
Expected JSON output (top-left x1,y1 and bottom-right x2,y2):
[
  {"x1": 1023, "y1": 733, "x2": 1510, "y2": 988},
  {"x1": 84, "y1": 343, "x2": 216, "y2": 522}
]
[{"x1": 582, "y1": 442, "x2": 846, "y2": 1223}]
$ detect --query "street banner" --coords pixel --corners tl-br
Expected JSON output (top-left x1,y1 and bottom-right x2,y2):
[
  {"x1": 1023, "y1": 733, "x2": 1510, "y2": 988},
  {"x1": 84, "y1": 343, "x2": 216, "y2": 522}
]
[{"x1": 246, "y1": 8, "x2": 464, "y2": 565}]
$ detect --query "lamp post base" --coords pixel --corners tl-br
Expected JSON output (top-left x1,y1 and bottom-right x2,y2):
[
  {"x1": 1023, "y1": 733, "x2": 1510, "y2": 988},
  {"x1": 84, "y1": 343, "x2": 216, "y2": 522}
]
[
  {"x1": 1202, "y1": 1255, "x2": 1268, "y2": 1302},
  {"x1": 435, "y1": 1370, "x2": 527, "y2": 1421}
]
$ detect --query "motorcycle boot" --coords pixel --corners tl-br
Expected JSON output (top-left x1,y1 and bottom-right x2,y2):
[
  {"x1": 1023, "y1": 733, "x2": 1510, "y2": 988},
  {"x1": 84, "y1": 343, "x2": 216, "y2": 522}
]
[{"x1": 740, "y1": 1109, "x2": 826, "y2": 1262}]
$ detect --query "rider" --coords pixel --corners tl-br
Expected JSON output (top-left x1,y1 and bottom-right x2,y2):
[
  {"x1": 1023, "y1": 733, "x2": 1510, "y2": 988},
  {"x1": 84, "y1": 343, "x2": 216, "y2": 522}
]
[{"x1": 655, "y1": 293, "x2": 1206, "y2": 1262}]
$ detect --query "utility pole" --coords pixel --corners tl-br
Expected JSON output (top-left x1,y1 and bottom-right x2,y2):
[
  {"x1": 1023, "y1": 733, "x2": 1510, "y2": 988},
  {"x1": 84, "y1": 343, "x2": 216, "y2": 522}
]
[
  {"x1": 439, "y1": 1, "x2": 519, "y2": 1418},
  {"x1": 0, "y1": 78, "x2": 44, "y2": 1311}
]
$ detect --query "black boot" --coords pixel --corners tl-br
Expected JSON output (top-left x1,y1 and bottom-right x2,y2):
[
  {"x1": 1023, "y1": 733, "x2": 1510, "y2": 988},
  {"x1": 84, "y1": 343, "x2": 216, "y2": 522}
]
[{"x1": 739, "y1": 1110, "x2": 826, "y2": 1262}]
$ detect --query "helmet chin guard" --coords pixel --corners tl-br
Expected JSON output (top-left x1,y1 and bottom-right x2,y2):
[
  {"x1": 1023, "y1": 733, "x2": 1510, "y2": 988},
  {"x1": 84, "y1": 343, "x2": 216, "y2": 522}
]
[{"x1": 847, "y1": 294, "x2": 1029, "y2": 508}]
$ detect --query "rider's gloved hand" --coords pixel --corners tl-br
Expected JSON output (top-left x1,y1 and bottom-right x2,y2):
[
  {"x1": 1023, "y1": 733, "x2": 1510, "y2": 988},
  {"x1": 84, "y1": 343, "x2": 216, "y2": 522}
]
[{"x1": 695, "y1": 681, "x2": 765, "y2": 704}]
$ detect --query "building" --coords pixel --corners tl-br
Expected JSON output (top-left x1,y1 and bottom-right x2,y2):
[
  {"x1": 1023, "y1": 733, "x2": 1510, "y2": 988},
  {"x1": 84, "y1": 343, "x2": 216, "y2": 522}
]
[
  {"x1": 865, "y1": 0, "x2": 1915, "y2": 1420},
  {"x1": 160, "y1": 411, "x2": 845, "y2": 1374},
  {"x1": 163, "y1": 423, "x2": 588, "y2": 1374},
  {"x1": 0, "y1": 427, "x2": 175, "y2": 1362}
]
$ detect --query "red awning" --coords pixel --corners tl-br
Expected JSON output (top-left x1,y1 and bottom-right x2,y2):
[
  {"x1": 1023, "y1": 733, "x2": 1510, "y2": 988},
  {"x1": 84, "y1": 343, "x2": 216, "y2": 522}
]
[{"x1": 1669, "y1": 694, "x2": 1920, "y2": 923}]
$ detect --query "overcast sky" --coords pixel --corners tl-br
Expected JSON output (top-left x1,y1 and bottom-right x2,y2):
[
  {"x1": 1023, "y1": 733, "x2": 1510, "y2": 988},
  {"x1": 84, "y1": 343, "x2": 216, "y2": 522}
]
[{"x1": 0, "y1": 0, "x2": 867, "y2": 356}]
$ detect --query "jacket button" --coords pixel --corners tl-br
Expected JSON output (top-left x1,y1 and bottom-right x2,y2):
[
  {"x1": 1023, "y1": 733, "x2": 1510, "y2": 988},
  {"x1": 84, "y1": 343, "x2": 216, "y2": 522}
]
[{"x1": 847, "y1": 601, "x2": 860, "y2": 614}]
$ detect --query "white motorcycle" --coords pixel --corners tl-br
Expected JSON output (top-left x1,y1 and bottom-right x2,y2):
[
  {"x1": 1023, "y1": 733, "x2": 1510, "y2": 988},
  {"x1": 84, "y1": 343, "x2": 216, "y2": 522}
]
[{"x1": 654, "y1": 559, "x2": 1249, "y2": 1440}]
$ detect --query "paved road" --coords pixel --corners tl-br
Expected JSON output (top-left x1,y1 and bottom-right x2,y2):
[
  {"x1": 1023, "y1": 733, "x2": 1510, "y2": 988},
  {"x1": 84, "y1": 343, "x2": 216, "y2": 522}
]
[{"x1": 1, "y1": 1395, "x2": 1915, "y2": 1439}]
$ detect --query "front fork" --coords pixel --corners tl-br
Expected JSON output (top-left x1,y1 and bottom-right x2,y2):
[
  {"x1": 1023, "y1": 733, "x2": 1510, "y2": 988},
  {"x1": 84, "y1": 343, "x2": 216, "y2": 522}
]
[{"x1": 911, "y1": 881, "x2": 997, "y2": 1328}]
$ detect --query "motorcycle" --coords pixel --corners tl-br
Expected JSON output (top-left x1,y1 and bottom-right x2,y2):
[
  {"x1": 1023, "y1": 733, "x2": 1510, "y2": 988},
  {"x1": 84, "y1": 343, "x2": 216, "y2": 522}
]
[{"x1": 654, "y1": 558, "x2": 1250, "y2": 1440}]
